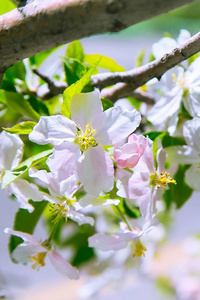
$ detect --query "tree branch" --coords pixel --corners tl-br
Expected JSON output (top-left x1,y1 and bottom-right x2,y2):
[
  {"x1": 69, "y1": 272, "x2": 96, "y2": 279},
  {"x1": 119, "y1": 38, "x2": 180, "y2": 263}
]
[
  {"x1": 0, "y1": 0, "x2": 198, "y2": 86},
  {"x1": 92, "y1": 31, "x2": 200, "y2": 101}
]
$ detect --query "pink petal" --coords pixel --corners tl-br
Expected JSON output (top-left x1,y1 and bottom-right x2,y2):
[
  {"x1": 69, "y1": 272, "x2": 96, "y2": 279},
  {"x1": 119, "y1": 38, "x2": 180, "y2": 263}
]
[
  {"x1": 88, "y1": 233, "x2": 127, "y2": 251},
  {"x1": 48, "y1": 251, "x2": 79, "y2": 280}
]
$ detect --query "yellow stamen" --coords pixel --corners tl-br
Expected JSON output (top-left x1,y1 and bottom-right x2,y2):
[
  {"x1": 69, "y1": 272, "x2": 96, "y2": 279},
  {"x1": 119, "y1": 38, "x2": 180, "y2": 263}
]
[
  {"x1": 74, "y1": 123, "x2": 97, "y2": 151},
  {"x1": 30, "y1": 252, "x2": 47, "y2": 271},
  {"x1": 49, "y1": 199, "x2": 75, "y2": 223},
  {"x1": 132, "y1": 240, "x2": 147, "y2": 257},
  {"x1": 150, "y1": 170, "x2": 176, "y2": 190}
]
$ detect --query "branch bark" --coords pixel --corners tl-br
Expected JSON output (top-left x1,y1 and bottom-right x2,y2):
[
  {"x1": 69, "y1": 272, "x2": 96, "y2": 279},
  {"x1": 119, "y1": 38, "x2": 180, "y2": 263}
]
[
  {"x1": 0, "y1": 0, "x2": 198, "y2": 86},
  {"x1": 92, "y1": 31, "x2": 200, "y2": 101}
]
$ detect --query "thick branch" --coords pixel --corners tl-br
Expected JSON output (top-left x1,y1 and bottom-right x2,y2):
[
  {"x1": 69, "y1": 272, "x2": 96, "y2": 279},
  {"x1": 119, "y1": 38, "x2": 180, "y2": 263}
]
[
  {"x1": 92, "y1": 31, "x2": 200, "y2": 101},
  {"x1": 0, "y1": 0, "x2": 198, "y2": 85}
]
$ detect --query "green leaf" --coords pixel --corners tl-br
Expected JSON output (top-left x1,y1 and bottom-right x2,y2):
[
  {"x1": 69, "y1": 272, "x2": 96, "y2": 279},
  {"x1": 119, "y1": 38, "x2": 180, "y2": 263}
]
[
  {"x1": 0, "y1": 90, "x2": 40, "y2": 121},
  {"x1": 1, "y1": 62, "x2": 26, "y2": 92},
  {"x1": 0, "y1": 0, "x2": 16, "y2": 15},
  {"x1": 101, "y1": 97, "x2": 114, "y2": 111},
  {"x1": 9, "y1": 200, "x2": 48, "y2": 259},
  {"x1": 66, "y1": 40, "x2": 84, "y2": 62},
  {"x1": 143, "y1": 131, "x2": 165, "y2": 141},
  {"x1": 2, "y1": 149, "x2": 53, "y2": 189},
  {"x1": 161, "y1": 135, "x2": 186, "y2": 148},
  {"x1": 3, "y1": 121, "x2": 36, "y2": 135},
  {"x1": 135, "y1": 49, "x2": 145, "y2": 67},
  {"x1": 62, "y1": 57, "x2": 86, "y2": 86},
  {"x1": 27, "y1": 96, "x2": 49, "y2": 116},
  {"x1": 163, "y1": 165, "x2": 193, "y2": 209},
  {"x1": 123, "y1": 200, "x2": 141, "y2": 218},
  {"x1": 84, "y1": 54, "x2": 125, "y2": 72},
  {"x1": 127, "y1": 96, "x2": 141, "y2": 110},
  {"x1": 187, "y1": 53, "x2": 199, "y2": 65},
  {"x1": 62, "y1": 60, "x2": 100, "y2": 118}
]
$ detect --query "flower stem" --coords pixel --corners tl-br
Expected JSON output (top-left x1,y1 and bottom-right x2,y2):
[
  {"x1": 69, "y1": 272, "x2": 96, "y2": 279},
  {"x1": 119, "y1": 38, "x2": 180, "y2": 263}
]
[{"x1": 115, "y1": 205, "x2": 132, "y2": 231}]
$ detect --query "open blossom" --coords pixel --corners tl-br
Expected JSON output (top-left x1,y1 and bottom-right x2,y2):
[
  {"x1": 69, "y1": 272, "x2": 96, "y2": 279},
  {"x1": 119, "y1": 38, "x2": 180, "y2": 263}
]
[
  {"x1": 88, "y1": 218, "x2": 158, "y2": 257},
  {"x1": 29, "y1": 90, "x2": 141, "y2": 196},
  {"x1": 4, "y1": 228, "x2": 79, "y2": 280},
  {"x1": 113, "y1": 134, "x2": 147, "y2": 169},
  {"x1": 0, "y1": 131, "x2": 44, "y2": 212},
  {"x1": 148, "y1": 57, "x2": 200, "y2": 135},
  {"x1": 29, "y1": 169, "x2": 94, "y2": 226},
  {"x1": 117, "y1": 139, "x2": 176, "y2": 220},
  {"x1": 166, "y1": 117, "x2": 200, "y2": 190}
]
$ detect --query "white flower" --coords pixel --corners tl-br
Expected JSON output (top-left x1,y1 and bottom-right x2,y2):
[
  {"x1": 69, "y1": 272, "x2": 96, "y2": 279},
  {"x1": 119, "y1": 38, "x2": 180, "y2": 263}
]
[
  {"x1": 4, "y1": 228, "x2": 79, "y2": 280},
  {"x1": 0, "y1": 131, "x2": 44, "y2": 212},
  {"x1": 166, "y1": 117, "x2": 200, "y2": 190},
  {"x1": 29, "y1": 90, "x2": 141, "y2": 196},
  {"x1": 148, "y1": 57, "x2": 200, "y2": 135}
]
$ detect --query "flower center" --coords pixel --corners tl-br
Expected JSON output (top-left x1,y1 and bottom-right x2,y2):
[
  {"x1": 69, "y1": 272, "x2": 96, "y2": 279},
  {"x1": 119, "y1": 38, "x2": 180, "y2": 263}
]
[
  {"x1": 50, "y1": 199, "x2": 76, "y2": 224},
  {"x1": 150, "y1": 170, "x2": 176, "y2": 190},
  {"x1": 132, "y1": 239, "x2": 147, "y2": 257},
  {"x1": 30, "y1": 252, "x2": 47, "y2": 271},
  {"x1": 74, "y1": 123, "x2": 97, "y2": 151},
  {"x1": 172, "y1": 73, "x2": 189, "y2": 97}
]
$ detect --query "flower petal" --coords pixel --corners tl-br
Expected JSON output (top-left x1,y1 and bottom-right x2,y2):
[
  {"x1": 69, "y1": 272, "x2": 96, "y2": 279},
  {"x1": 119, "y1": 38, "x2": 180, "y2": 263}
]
[
  {"x1": 77, "y1": 146, "x2": 114, "y2": 196},
  {"x1": 29, "y1": 115, "x2": 76, "y2": 146},
  {"x1": 0, "y1": 131, "x2": 23, "y2": 171},
  {"x1": 185, "y1": 164, "x2": 200, "y2": 190},
  {"x1": 70, "y1": 90, "x2": 104, "y2": 129},
  {"x1": 97, "y1": 106, "x2": 141, "y2": 145},
  {"x1": 183, "y1": 117, "x2": 200, "y2": 152},
  {"x1": 166, "y1": 145, "x2": 199, "y2": 164},
  {"x1": 88, "y1": 233, "x2": 127, "y2": 251},
  {"x1": 48, "y1": 251, "x2": 79, "y2": 280}
]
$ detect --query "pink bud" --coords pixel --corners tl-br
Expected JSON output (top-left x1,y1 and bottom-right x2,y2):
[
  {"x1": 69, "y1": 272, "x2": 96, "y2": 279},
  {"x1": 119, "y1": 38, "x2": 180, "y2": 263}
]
[{"x1": 114, "y1": 134, "x2": 147, "y2": 169}]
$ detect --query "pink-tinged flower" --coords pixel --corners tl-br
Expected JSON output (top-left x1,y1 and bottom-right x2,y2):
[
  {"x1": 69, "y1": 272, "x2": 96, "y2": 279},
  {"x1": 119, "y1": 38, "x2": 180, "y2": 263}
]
[
  {"x1": 29, "y1": 169, "x2": 94, "y2": 226},
  {"x1": 29, "y1": 90, "x2": 141, "y2": 196},
  {"x1": 0, "y1": 131, "x2": 44, "y2": 212},
  {"x1": 116, "y1": 139, "x2": 176, "y2": 220},
  {"x1": 88, "y1": 218, "x2": 158, "y2": 257},
  {"x1": 4, "y1": 228, "x2": 79, "y2": 280},
  {"x1": 113, "y1": 134, "x2": 147, "y2": 169}
]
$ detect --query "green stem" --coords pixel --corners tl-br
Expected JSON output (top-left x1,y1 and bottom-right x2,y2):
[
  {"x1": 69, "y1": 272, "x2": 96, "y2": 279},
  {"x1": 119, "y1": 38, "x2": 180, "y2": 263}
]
[
  {"x1": 115, "y1": 205, "x2": 133, "y2": 231},
  {"x1": 47, "y1": 222, "x2": 57, "y2": 243}
]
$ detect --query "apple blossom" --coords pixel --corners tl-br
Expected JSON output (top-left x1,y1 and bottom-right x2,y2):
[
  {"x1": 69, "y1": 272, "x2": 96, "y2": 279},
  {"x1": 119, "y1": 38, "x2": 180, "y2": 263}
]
[
  {"x1": 0, "y1": 131, "x2": 44, "y2": 212},
  {"x1": 4, "y1": 228, "x2": 79, "y2": 280},
  {"x1": 116, "y1": 138, "x2": 176, "y2": 220},
  {"x1": 88, "y1": 218, "x2": 158, "y2": 257},
  {"x1": 29, "y1": 169, "x2": 94, "y2": 226},
  {"x1": 113, "y1": 134, "x2": 147, "y2": 169},
  {"x1": 166, "y1": 117, "x2": 200, "y2": 190},
  {"x1": 29, "y1": 90, "x2": 141, "y2": 196}
]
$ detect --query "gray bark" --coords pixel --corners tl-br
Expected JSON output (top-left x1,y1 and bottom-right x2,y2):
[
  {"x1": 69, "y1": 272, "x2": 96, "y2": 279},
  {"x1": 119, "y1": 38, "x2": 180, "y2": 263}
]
[{"x1": 0, "y1": 0, "x2": 198, "y2": 85}]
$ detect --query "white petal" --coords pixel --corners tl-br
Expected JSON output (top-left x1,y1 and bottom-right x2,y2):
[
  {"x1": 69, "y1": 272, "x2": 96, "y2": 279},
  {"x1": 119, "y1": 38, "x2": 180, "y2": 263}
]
[
  {"x1": 0, "y1": 131, "x2": 23, "y2": 171},
  {"x1": 4, "y1": 228, "x2": 43, "y2": 247},
  {"x1": 88, "y1": 233, "x2": 127, "y2": 251},
  {"x1": 70, "y1": 90, "x2": 104, "y2": 129},
  {"x1": 177, "y1": 29, "x2": 191, "y2": 45},
  {"x1": 183, "y1": 117, "x2": 200, "y2": 152},
  {"x1": 77, "y1": 146, "x2": 114, "y2": 196},
  {"x1": 47, "y1": 142, "x2": 79, "y2": 181},
  {"x1": 8, "y1": 179, "x2": 44, "y2": 212},
  {"x1": 48, "y1": 251, "x2": 79, "y2": 280},
  {"x1": 97, "y1": 106, "x2": 141, "y2": 145},
  {"x1": 183, "y1": 94, "x2": 200, "y2": 118},
  {"x1": 69, "y1": 209, "x2": 94, "y2": 226},
  {"x1": 29, "y1": 115, "x2": 76, "y2": 145},
  {"x1": 60, "y1": 174, "x2": 80, "y2": 199},
  {"x1": 185, "y1": 164, "x2": 200, "y2": 190},
  {"x1": 78, "y1": 195, "x2": 120, "y2": 208},
  {"x1": 152, "y1": 37, "x2": 177, "y2": 59}
]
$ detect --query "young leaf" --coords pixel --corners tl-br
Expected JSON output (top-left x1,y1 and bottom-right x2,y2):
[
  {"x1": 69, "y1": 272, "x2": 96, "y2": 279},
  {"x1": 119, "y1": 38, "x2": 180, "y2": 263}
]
[
  {"x1": 62, "y1": 60, "x2": 100, "y2": 118},
  {"x1": 135, "y1": 49, "x2": 145, "y2": 67},
  {"x1": 3, "y1": 121, "x2": 37, "y2": 135},
  {"x1": 62, "y1": 57, "x2": 86, "y2": 86},
  {"x1": 84, "y1": 54, "x2": 125, "y2": 72},
  {"x1": 66, "y1": 40, "x2": 84, "y2": 62},
  {"x1": 2, "y1": 149, "x2": 53, "y2": 189},
  {"x1": 0, "y1": 90, "x2": 40, "y2": 121},
  {"x1": 163, "y1": 164, "x2": 193, "y2": 209},
  {"x1": 9, "y1": 200, "x2": 48, "y2": 259},
  {"x1": 101, "y1": 97, "x2": 114, "y2": 111}
]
